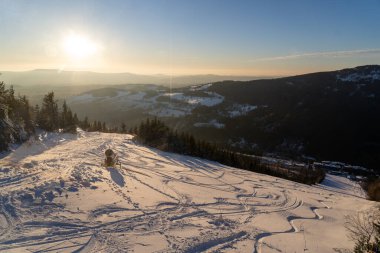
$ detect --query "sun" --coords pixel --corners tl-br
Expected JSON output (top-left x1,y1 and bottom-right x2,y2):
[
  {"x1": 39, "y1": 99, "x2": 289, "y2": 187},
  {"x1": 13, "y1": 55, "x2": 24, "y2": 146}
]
[{"x1": 62, "y1": 33, "x2": 98, "y2": 60}]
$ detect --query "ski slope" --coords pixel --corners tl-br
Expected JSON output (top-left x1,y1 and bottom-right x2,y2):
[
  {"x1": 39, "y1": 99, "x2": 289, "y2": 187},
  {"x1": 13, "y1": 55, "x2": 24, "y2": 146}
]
[{"x1": 0, "y1": 130, "x2": 373, "y2": 252}]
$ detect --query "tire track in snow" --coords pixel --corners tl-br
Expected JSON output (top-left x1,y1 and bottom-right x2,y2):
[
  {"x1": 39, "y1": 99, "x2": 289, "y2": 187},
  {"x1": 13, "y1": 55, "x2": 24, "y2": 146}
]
[
  {"x1": 123, "y1": 167, "x2": 179, "y2": 202},
  {"x1": 72, "y1": 234, "x2": 96, "y2": 253}
]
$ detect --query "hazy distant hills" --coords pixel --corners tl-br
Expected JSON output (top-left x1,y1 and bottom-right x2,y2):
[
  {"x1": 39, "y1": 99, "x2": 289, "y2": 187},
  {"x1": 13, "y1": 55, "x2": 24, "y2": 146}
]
[
  {"x1": 0, "y1": 69, "x2": 265, "y2": 88},
  {"x1": 66, "y1": 65, "x2": 380, "y2": 170}
]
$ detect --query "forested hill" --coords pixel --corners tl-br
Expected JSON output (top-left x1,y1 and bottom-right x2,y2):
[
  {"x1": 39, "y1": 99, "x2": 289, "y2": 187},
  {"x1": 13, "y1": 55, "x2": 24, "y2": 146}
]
[
  {"x1": 67, "y1": 65, "x2": 380, "y2": 170},
  {"x1": 204, "y1": 65, "x2": 380, "y2": 168}
]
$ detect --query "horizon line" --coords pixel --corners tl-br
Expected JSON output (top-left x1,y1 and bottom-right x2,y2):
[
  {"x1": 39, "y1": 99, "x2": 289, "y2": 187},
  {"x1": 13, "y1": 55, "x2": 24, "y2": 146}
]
[{"x1": 1, "y1": 64, "x2": 379, "y2": 78}]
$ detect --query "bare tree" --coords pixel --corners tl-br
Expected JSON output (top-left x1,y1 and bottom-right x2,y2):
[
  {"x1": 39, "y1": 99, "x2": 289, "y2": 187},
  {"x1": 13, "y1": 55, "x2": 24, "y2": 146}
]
[{"x1": 345, "y1": 207, "x2": 380, "y2": 252}]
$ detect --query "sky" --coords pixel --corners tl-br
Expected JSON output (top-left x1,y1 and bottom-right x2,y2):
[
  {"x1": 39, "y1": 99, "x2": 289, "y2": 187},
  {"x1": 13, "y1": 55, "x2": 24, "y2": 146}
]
[{"x1": 0, "y1": 0, "x2": 380, "y2": 76}]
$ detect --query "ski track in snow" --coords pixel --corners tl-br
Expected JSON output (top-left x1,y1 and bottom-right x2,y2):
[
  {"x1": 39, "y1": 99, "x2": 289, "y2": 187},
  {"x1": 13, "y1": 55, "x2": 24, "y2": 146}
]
[{"x1": 0, "y1": 131, "x2": 372, "y2": 253}]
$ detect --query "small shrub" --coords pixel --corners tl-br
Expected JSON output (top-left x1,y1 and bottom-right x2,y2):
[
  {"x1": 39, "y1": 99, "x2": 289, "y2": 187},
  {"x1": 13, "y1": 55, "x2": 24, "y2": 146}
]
[{"x1": 363, "y1": 178, "x2": 380, "y2": 201}]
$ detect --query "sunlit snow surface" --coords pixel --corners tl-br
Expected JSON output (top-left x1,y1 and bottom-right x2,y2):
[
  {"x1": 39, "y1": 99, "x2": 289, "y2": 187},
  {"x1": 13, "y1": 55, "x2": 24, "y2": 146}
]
[{"x1": 0, "y1": 130, "x2": 373, "y2": 253}]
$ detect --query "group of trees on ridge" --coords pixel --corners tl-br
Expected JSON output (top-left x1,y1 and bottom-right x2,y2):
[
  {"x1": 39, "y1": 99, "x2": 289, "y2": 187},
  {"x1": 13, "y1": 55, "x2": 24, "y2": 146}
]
[
  {"x1": 1, "y1": 83, "x2": 78, "y2": 151},
  {"x1": 0, "y1": 82, "x2": 123, "y2": 152},
  {"x1": 133, "y1": 117, "x2": 326, "y2": 185},
  {"x1": 0, "y1": 82, "x2": 34, "y2": 151},
  {"x1": 35, "y1": 92, "x2": 78, "y2": 133}
]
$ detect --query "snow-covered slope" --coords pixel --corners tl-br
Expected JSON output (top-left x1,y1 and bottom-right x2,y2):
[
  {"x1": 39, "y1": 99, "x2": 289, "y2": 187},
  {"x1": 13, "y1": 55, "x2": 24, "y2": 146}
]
[{"x1": 0, "y1": 131, "x2": 373, "y2": 252}]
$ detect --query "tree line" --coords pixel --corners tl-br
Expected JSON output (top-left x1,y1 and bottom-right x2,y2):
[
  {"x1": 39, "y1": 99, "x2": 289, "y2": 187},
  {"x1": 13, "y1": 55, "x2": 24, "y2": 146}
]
[
  {"x1": 0, "y1": 83, "x2": 34, "y2": 151},
  {"x1": 0, "y1": 83, "x2": 79, "y2": 152},
  {"x1": 133, "y1": 117, "x2": 325, "y2": 185},
  {"x1": 0, "y1": 81, "x2": 127, "y2": 152}
]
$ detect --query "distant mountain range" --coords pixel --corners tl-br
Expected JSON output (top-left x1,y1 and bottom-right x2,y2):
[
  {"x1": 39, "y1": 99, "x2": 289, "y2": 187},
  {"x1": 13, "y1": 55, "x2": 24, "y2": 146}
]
[
  {"x1": 66, "y1": 65, "x2": 380, "y2": 170},
  {"x1": 0, "y1": 69, "x2": 268, "y2": 88}
]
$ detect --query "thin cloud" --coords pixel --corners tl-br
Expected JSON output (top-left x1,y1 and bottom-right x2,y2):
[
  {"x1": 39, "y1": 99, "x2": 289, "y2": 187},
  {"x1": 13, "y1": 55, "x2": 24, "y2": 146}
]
[{"x1": 251, "y1": 49, "x2": 380, "y2": 62}]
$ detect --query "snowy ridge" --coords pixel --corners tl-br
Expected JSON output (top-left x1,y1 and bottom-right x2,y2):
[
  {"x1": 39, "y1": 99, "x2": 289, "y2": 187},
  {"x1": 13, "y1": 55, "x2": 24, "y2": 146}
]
[
  {"x1": 0, "y1": 131, "x2": 373, "y2": 252},
  {"x1": 337, "y1": 69, "x2": 380, "y2": 82},
  {"x1": 163, "y1": 92, "x2": 224, "y2": 107}
]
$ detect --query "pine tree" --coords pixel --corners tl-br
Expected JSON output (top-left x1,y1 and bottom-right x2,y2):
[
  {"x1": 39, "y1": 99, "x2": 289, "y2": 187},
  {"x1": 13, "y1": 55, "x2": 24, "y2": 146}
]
[
  {"x1": 73, "y1": 113, "x2": 79, "y2": 126},
  {"x1": 58, "y1": 100, "x2": 76, "y2": 133},
  {"x1": 83, "y1": 116, "x2": 89, "y2": 130},
  {"x1": 121, "y1": 122, "x2": 126, "y2": 133},
  {"x1": 0, "y1": 82, "x2": 36, "y2": 150},
  {"x1": 20, "y1": 95, "x2": 34, "y2": 134},
  {"x1": 38, "y1": 92, "x2": 59, "y2": 131},
  {"x1": 0, "y1": 82, "x2": 11, "y2": 150},
  {"x1": 60, "y1": 100, "x2": 69, "y2": 129},
  {"x1": 64, "y1": 108, "x2": 76, "y2": 133}
]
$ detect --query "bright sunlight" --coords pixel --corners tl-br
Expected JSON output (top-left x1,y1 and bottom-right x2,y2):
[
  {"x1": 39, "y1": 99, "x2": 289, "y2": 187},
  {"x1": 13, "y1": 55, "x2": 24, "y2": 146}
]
[{"x1": 62, "y1": 33, "x2": 99, "y2": 60}]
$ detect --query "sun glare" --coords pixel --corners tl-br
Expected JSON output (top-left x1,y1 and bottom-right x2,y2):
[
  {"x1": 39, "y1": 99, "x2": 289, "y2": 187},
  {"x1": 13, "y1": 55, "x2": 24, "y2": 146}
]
[{"x1": 63, "y1": 33, "x2": 98, "y2": 60}]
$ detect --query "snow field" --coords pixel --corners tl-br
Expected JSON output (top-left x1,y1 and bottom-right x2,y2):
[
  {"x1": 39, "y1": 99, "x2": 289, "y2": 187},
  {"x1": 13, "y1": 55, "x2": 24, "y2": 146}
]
[{"x1": 0, "y1": 130, "x2": 373, "y2": 252}]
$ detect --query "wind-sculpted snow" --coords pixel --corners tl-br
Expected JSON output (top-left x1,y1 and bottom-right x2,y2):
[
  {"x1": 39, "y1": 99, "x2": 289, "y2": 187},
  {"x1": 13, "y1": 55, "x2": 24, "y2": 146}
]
[{"x1": 0, "y1": 131, "x2": 373, "y2": 252}]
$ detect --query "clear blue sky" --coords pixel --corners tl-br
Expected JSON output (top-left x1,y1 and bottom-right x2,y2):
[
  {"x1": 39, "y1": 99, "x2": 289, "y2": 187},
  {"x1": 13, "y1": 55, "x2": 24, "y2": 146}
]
[{"x1": 1, "y1": 0, "x2": 379, "y2": 75}]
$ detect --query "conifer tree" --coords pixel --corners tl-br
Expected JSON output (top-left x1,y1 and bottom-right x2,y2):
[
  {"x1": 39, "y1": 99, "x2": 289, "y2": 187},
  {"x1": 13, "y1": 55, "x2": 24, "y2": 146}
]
[
  {"x1": 121, "y1": 122, "x2": 126, "y2": 133},
  {"x1": 0, "y1": 82, "x2": 11, "y2": 150},
  {"x1": 60, "y1": 100, "x2": 69, "y2": 129},
  {"x1": 58, "y1": 100, "x2": 76, "y2": 133},
  {"x1": 73, "y1": 113, "x2": 79, "y2": 126},
  {"x1": 0, "y1": 81, "x2": 36, "y2": 150},
  {"x1": 38, "y1": 92, "x2": 59, "y2": 131},
  {"x1": 83, "y1": 116, "x2": 90, "y2": 130}
]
